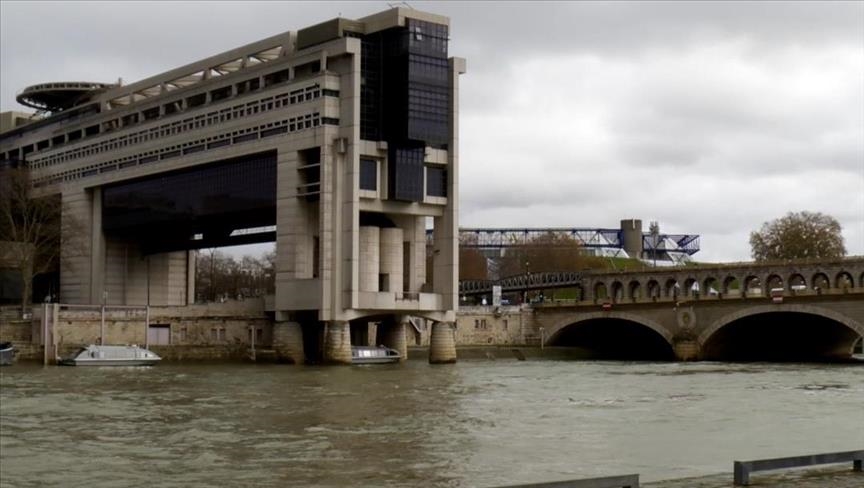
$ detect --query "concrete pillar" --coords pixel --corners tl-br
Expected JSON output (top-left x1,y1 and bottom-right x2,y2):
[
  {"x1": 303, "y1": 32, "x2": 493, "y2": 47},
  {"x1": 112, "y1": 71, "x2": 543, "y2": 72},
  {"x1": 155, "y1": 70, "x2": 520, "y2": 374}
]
[
  {"x1": 380, "y1": 317, "x2": 408, "y2": 361},
  {"x1": 429, "y1": 321, "x2": 457, "y2": 364},
  {"x1": 90, "y1": 187, "x2": 105, "y2": 304},
  {"x1": 186, "y1": 250, "x2": 196, "y2": 305},
  {"x1": 323, "y1": 320, "x2": 352, "y2": 364},
  {"x1": 620, "y1": 219, "x2": 643, "y2": 259},
  {"x1": 380, "y1": 227, "x2": 403, "y2": 293},
  {"x1": 359, "y1": 226, "x2": 380, "y2": 292},
  {"x1": 272, "y1": 321, "x2": 304, "y2": 364}
]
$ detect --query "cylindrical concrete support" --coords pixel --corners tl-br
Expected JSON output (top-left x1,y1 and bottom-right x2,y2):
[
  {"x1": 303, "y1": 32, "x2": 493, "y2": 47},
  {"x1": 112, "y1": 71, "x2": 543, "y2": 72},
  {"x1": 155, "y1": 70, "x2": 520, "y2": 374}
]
[
  {"x1": 359, "y1": 226, "x2": 380, "y2": 292},
  {"x1": 620, "y1": 219, "x2": 643, "y2": 259},
  {"x1": 323, "y1": 320, "x2": 352, "y2": 364},
  {"x1": 380, "y1": 318, "x2": 408, "y2": 361},
  {"x1": 380, "y1": 227, "x2": 404, "y2": 293},
  {"x1": 429, "y1": 321, "x2": 457, "y2": 364},
  {"x1": 272, "y1": 321, "x2": 304, "y2": 364}
]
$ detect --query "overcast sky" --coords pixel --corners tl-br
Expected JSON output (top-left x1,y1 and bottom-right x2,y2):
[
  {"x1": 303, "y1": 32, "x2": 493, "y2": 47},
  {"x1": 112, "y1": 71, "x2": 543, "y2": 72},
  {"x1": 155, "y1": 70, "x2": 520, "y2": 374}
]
[{"x1": 2, "y1": 1, "x2": 862, "y2": 262}]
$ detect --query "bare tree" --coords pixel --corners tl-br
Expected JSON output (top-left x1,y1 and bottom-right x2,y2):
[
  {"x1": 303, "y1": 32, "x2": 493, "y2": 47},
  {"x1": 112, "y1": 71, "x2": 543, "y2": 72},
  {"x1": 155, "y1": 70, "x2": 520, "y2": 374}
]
[
  {"x1": 459, "y1": 234, "x2": 488, "y2": 281},
  {"x1": 0, "y1": 166, "x2": 81, "y2": 315},
  {"x1": 497, "y1": 231, "x2": 604, "y2": 277},
  {"x1": 749, "y1": 211, "x2": 846, "y2": 261}
]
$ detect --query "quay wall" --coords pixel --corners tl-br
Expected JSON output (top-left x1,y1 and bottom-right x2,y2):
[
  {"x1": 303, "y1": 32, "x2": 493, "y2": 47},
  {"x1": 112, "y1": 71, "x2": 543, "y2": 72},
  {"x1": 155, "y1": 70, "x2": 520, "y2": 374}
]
[{"x1": 2, "y1": 302, "x2": 535, "y2": 361}]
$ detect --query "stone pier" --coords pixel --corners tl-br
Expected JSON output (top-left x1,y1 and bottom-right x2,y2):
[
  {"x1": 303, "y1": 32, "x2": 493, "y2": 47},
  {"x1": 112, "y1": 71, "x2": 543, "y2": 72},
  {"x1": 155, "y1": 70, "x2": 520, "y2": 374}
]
[
  {"x1": 323, "y1": 321, "x2": 351, "y2": 364},
  {"x1": 273, "y1": 321, "x2": 304, "y2": 364},
  {"x1": 429, "y1": 321, "x2": 457, "y2": 364}
]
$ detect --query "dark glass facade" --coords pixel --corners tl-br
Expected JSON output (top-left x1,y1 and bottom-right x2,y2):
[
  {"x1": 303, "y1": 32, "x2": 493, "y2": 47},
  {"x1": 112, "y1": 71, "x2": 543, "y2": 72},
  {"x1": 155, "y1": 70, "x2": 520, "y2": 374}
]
[
  {"x1": 388, "y1": 145, "x2": 424, "y2": 202},
  {"x1": 359, "y1": 158, "x2": 377, "y2": 191},
  {"x1": 360, "y1": 19, "x2": 450, "y2": 202},
  {"x1": 102, "y1": 151, "x2": 276, "y2": 253},
  {"x1": 426, "y1": 166, "x2": 447, "y2": 197}
]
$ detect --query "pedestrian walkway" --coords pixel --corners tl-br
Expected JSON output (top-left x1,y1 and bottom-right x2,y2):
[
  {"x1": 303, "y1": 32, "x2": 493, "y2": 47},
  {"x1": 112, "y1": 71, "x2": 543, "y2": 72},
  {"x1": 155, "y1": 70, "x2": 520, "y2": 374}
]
[{"x1": 644, "y1": 465, "x2": 862, "y2": 487}]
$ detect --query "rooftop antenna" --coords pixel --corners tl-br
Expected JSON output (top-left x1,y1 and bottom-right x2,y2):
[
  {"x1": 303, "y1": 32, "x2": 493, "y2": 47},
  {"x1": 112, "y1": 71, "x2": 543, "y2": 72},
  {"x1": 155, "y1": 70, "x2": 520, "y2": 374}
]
[{"x1": 401, "y1": 1, "x2": 414, "y2": 8}]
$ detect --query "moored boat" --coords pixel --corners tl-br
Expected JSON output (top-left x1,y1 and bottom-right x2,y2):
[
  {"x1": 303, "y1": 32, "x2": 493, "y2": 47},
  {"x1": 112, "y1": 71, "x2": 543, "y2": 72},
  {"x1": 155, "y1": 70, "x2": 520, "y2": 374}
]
[
  {"x1": 58, "y1": 344, "x2": 161, "y2": 366},
  {"x1": 0, "y1": 342, "x2": 15, "y2": 366},
  {"x1": 351, "y1": 345, "x2": 401, "y2": 364}
]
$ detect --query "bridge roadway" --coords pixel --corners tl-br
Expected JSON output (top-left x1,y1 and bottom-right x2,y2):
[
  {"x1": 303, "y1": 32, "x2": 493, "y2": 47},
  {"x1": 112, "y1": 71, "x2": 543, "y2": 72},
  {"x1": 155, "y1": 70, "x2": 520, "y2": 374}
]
[{"x1": 465, "y1": 258, "x2": 864, "y2": 361}]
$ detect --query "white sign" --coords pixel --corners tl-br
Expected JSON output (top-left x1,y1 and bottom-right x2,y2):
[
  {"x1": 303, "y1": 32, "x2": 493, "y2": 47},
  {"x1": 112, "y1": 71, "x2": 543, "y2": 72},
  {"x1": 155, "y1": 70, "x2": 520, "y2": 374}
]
[{"x1": 492, "y1": 285, "x2": 502, "y2": 307}]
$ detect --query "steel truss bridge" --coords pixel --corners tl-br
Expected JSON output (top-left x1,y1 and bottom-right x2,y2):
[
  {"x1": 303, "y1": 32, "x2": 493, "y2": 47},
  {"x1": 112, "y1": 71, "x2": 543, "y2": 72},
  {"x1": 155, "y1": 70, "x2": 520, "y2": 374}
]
[{"x1": 455, "y1": 227, "x2": 700, "y2": 256}]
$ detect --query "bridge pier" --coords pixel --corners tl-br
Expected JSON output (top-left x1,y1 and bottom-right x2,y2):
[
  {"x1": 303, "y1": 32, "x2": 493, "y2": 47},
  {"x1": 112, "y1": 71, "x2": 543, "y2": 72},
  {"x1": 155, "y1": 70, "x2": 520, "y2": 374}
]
[
  {"x1": 429, "y1": 321, "x2": 457, "y2": 364},
  {"x1": 323, "y1": 320, "x2": 352, "y2": 365},
  {"x1": 272, "y1": 321, "x2": 305, "y2": 364},
  {"x1": 673, "y1": 339, "x2": 700, "y2": 361}
]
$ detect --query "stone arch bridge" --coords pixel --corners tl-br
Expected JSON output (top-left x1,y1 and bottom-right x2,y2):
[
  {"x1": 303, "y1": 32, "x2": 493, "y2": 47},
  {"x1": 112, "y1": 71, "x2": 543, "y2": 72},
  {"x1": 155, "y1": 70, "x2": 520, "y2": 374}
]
[{"x1": 522, "y1": 258, "x2": 864, "y2": 361}]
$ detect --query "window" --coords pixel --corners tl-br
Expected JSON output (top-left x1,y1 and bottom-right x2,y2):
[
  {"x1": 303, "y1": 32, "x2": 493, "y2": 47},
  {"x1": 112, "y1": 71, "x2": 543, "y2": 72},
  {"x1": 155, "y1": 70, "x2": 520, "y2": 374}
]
[
  {"x1": 426, "y1": 166, "x2": 447, "y2": 197},
  {"x1": 360, "y1": 158, "x2": 377, "y2": 191}
]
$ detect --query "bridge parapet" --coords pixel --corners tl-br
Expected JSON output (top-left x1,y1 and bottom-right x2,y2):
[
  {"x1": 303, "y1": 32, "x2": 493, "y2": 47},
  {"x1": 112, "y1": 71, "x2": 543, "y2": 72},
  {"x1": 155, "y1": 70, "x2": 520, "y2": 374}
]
[
  {"x1": 460, "y1": 258, "x2": 864, "y2": 306},
  {"x1": 571, "y1": 257, "x2": 863, "y2": 304}
]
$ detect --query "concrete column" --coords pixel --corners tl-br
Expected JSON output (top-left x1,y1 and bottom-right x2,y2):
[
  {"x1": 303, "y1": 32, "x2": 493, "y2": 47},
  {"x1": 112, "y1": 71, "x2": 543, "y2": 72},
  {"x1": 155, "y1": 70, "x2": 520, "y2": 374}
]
[
  {"x1": 90, "y1": 187, "x2": 105, "y2": 304},
  {"x1": 359, "y1": 226, "x2": 380, "y2": 292},
  {"x1": 380, "y1": 228, "x2": 404, "y2": 293},
  {"x1": 380, "y1": 317, "x2": 408, "y2": 361},
  {"x1": 60, "y1": 188, "x2": 96, "y2": 304},
  {"x1": 186, "y1": 250, "x2": 196, "y2": 305},
  {"x1": 323, "y1": 320, "x2": 352, "y2": 364},
  {"x1": 273, "y1": 321, "x2": 304, "y2": 364},
  {"x1": 429, "y1": 321, "x2": 457, "y2": 364},
  {"x1": 620, "y1": 219, "x2": 644, "y2": 259}
]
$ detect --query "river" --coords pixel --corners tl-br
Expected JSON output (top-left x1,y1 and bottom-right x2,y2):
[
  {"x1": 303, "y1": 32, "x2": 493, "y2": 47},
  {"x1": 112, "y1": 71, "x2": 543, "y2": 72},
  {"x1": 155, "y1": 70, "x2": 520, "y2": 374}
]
[{"x1": 1, "y1": 359, "x2": 862, "y2": 487}]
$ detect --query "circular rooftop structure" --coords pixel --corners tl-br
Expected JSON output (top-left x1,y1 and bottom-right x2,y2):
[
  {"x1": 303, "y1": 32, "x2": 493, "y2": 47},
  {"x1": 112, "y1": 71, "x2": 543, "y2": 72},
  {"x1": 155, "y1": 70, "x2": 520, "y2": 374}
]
[{"x1": 16, "y1": 81, "x2": 116, "y2": 112}]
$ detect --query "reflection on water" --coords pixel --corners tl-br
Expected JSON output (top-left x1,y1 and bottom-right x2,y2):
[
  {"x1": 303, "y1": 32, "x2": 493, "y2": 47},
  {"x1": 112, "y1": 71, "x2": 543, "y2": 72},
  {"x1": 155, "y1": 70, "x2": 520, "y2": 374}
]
[{"x1": 1, "y1": 360, "x2": 862, "y2": 487}]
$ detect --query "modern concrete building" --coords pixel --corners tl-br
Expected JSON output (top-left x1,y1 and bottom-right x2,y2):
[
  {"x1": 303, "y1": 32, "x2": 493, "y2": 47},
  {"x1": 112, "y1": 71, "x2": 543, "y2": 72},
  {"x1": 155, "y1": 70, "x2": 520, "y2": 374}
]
[{"x1": 0, "y1": 7, "x2": 464, "y2": 363}]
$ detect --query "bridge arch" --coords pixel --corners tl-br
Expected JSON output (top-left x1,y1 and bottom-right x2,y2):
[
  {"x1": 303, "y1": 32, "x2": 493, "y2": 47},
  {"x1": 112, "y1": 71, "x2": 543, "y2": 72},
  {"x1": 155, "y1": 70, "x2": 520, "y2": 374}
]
[
  {"x1": 765, "y1": 274, "x2": 783, "y2": 292},
  {"x1": 703, "y1": 276, "x2": 719, "y2": 295},
  {"x1": 722, "y1": 275, "x2": 739, "y2": 295},
  {"x1": 646, "y1": 280, "x2": 660, "y2": 300},
  {"x1": 836, "y1": 271, "x2": 854, "y2": 289},
  {"x1": 545, "y1": 311, "x2": 675, "y2": 360},
  {"x1": 788, "y1": 273, "x2": 806, "y2": 290},
  {"x1": 812, "y1": 272, "x2": 830, "y2": 291},
  {"x1": 594, "y1": 282, "x2": 608, "y2": 300},
  {"x1": 664, "y1": 278, "x2": 678, "y2": 298},
  {"x1": 699, "y1": 305, "x2": 864, "y2": 361},
  {"x1": 743, "y1": 275, "x2": 761, "y2": 296},
  {"x1": 610, "y1": 281, "x2": 624, "y2": 303},
  {"x1": 628, "y1": 280, "x2": 641, "y2": 301},
  {"x1": 683, "y1": 277, "x2": 698, "y2": 297}
]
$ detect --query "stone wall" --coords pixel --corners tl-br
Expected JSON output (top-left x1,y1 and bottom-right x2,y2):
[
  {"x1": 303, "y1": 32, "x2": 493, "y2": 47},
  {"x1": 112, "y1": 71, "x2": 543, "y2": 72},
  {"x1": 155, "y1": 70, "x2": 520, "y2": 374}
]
[
  {"x1": 454, "y1": 306, "x2": 528, "y2": 345},
  {"x1": 15, "y1": 300, "x2": 273, "y2": 361}
]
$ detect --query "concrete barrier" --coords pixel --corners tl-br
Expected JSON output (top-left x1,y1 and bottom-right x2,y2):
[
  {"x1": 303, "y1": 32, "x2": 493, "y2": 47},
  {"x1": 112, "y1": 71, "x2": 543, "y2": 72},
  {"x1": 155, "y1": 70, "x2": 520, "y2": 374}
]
[
  {"x1": 491, "y1": 474, "x2": 639, "y2": 488},
  {"x1": 733, "y1": 450, "x2": 863, "y2": 485}
]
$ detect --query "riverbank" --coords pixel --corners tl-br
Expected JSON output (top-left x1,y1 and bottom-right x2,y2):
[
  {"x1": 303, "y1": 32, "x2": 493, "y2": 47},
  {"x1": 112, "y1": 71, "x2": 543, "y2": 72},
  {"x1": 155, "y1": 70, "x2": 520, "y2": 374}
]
[{"x1": 643, "y1": 465, "x2": 862, "y2": 487}]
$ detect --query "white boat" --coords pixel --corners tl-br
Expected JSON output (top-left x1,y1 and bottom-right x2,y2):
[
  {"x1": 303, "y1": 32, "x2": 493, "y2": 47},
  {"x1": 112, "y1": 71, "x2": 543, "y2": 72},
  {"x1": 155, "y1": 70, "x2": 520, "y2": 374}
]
[
  {"x1": 58, "y1": 344, "x2": 161, "y2": 366},
  {"x1": 351, "y1": 346, "x2": 401, "y2": 364},
  {"x1": 0, "y1": 342, "x2": 15, "y2": 366}
]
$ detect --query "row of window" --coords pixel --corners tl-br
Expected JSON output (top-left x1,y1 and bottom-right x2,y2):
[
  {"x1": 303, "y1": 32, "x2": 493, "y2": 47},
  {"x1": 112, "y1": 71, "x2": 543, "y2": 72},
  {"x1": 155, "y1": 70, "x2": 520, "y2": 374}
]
[
  {"x1": 21, "y1": 83, "x2": 337, "y2": 170},
  {"x1": 33, "y1": 112, "x2": 332, "y2": 187}
]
